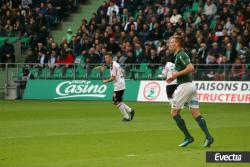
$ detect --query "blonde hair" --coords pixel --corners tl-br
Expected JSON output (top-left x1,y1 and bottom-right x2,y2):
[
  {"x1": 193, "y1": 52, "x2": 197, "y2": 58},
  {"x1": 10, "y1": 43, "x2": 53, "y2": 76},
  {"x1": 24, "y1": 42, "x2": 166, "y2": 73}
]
[{"x1": 171, "y1": 35, "x2": 184, "y2": 47}]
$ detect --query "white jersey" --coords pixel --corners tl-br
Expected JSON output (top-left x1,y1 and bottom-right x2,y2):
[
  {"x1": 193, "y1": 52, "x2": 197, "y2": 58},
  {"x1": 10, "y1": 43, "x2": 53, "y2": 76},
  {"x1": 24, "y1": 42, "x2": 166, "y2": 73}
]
[
  {"x1": 110, "y1": 61, "x2": 126, "y2": 91},
  {"x1": 159, "y1": 62, "x2": 177, "y2": 85}
]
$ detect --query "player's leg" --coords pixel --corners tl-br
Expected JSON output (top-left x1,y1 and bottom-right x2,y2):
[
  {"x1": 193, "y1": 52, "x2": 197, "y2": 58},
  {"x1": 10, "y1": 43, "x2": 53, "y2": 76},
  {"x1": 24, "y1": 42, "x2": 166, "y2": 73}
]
[
  {"x1": 166, "y1": 84, "x2": 177, "y2": 105},
  {"x1": 119, "y1": 90, "x2": 135, "y2": 120},
  {"x1": 171, "y1": 109, "x2": 191, "y2": 139},
  {"x1": 121, "y1": 102, "x2": 135, "y2": 120},
  {"x1": 191, "y1": 107, "x2": 214, "y2": 147},
  {"x1": 113, "y1": 91, "x2": 130, "y2": 121},
  {"x1": 190, "y1": 107, "x2": 211, "y2": 139},
  {"x1": 171, "y1": 84, "x2": 194, "y2": 147},
  {"x1": 168, "y1": 84, "x2": 188, "y2": 109},
  {"x1": 188, "y1": 88, "x2": 214, "y2": 147}
]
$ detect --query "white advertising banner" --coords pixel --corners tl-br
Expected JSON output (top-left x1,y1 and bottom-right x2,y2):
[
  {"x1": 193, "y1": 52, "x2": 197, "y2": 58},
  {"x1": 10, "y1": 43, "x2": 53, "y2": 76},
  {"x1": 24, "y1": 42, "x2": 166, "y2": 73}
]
[
  {"x1": 138, "y1": 81, "x2": 169, "y2": 102},
  {"x1": 137, "y1": 81, "x2": 250, "y2": 103},
  {"x1": 194, "y1": 81, "x2": 250, "y2": 103}
]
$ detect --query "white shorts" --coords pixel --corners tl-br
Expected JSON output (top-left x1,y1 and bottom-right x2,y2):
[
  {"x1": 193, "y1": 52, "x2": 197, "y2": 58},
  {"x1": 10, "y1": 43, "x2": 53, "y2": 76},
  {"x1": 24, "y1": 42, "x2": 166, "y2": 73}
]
[{"x1": 171, "y1": 82, "x2": 199, "y2": 110}]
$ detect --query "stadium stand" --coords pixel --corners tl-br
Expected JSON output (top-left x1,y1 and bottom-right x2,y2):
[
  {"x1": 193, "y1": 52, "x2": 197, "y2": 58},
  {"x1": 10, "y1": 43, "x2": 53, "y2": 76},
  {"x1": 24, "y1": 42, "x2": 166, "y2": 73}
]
[{"x1": 1, "y1": 0, "x2": 250, "y2": 81}]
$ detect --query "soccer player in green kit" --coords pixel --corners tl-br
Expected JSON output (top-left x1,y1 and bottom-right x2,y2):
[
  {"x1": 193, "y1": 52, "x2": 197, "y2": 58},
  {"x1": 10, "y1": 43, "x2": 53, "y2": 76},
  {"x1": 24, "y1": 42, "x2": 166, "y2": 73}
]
[{"x1": 167, "y1": 35, "x2": 214, "y2": 147}]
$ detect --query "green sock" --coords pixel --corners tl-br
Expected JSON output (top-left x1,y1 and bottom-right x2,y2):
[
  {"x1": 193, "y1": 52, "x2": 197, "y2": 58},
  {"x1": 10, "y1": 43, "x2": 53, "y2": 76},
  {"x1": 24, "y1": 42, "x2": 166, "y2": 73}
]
[
  {"x1": 196, "y1": 115, "x2": 211, "y2": 138},
  {"x1": 173, "y1": 114, "x2": 191, "y2": 138}
]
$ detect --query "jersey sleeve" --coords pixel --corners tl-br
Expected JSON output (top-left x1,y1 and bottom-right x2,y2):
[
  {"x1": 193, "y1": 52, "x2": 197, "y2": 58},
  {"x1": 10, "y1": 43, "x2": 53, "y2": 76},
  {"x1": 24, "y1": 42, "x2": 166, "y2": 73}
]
[
  {"x1": 111, "y1": 64, "x2": 117, "y2": 77},
  {"x1": 161, "y1": 64, "x2": 168, "y2": 76},
  {"x1": 178, "y1": 53, "x2": 191, "y2": 66}
]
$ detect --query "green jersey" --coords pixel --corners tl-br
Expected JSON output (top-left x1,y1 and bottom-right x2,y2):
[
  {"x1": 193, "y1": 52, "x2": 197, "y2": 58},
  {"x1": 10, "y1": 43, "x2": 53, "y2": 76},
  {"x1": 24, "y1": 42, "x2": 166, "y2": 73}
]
[{"x1": 174, "y1": 49, "x2": 192, "y2": 85}]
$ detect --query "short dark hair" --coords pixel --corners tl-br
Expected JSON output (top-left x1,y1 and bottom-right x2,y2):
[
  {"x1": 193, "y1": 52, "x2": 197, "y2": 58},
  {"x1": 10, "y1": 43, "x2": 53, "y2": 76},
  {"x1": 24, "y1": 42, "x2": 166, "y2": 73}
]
[{"x1": 171, "y1": 35, "x2": 184, "y2": 47}]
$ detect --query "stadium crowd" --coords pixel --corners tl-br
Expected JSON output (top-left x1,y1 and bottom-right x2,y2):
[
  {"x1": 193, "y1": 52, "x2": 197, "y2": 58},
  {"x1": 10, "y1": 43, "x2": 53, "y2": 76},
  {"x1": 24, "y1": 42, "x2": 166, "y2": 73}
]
[
  {"x1": 1, "y1": 0, "x2": 250, "y2": 80},
  {"x1": 0, "y1": 0, "x2": 79, "y2": 44}
]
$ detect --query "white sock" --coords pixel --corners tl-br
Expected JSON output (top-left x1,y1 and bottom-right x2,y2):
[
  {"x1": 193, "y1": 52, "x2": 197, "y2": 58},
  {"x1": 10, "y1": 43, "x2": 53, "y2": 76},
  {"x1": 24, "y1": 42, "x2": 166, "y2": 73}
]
[
  {"x1": 121, "y1": 102, "x2": 132, "y2": 113},
  {"x1": 168, "y1": 98, "x2": 173, "y2": 106},
  {"x1": 118, "y1": 103, "x2": 130, "y2": 119}
]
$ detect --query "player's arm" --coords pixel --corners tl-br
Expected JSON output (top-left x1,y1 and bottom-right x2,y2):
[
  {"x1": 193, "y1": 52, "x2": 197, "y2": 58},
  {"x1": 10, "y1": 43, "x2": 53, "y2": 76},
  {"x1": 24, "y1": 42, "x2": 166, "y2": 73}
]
[
  {"x1": 103, "y1": 64, "x2": 117, "y2": 83},
  {"x1": 103, "y1": 76, "x2": 116, "y2": 84},
  {"x1": 167, "y1": 63, "x2": 194, "y2": 83},
  {"x1": 175, "y1": 63, "x2": 194, "y2": 77}
]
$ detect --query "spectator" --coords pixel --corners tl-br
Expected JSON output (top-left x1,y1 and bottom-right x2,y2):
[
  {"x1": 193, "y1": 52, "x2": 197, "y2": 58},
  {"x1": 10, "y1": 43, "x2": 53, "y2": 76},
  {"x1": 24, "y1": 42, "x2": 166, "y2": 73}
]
[
  {"x1": 21, "y1": 0, "x2": 32, "y2": 9},
  {"x1": 48, "y1": 50, "x2": 58, "y2": 69},
  {"x1": 149, "y1": 16, "x2": 157, "y2": 31},
  {"x1": 220, "y1": 6, "x2": 232, "y2": 22},
  {"x1": 224, "y1": 17, "x2": 234, "y2": 36},
  {"x1": 39, "y1": 2, "x2": 48, "y2": 15},
  {"x1": 176, "y1": 18, "x2": 185, "y2": 31},
  {"x1": 14, "y1": 10, "x2": 25, "y2": 26},
  {"x1": 203, "y1": 0, "x2": 217, "y2": 21},
  {"x1": 107, "y1": 37, "x2": 120, "y2": 54},
  {"x1": 0, "y1": 39, "x2": 15, "y2": 64},
  {"x1": 210, "y1": 42, "x2": 221, "y2": 58},
  {"x1": 114, "y1": 24, "x2": 122, "y2": 41},
  {"x1": 107, "y1": 0, "x2": 119, "y2": 22},
  {"x1": 238, "y1": 41, "x2": 250, "y2": 64},
  {"x1": 96, "y1": 10, "x2": 107, "y2": 25},
  {"x1": 109, "y1": 11, "x2": 120, "y2": 25},
  {"x1": 138, "y1": 23, "x2": 150, "y2": 43},
  {"x1": 66, "y1": 28, "x2": 73, "y2": 43},
  {"x1": 16, "y1": 66, "x2": 34, "y2": 99},
  {"x1": 148, "y1": 48, "x2": 160, "y2": 75},
  {"x1": 85, "y1": 47, "x2": 100, "y2": 66},
  {"x1": 124, "y1": 16, "x2": 137, "y2": 32},
  {"x1": 214, "y1": 54, "x2": 229, "y2": 81},
  {"x1": 145, "y1": 7, "x2": 156, "y2": 23},
  {"x1": 120, "y1": 8, "x2": 129, "y2": 27},
  {"x1": 36, "y1": 49, "x2": 48, "y2": 68},
  {"x1": 231, "y1": 57, "x2": 245, "y2": 80},
  {"x1": 3, "y1": 19, "x2": 13, "y2": 31},
  {"x1": 13, "y1": 20, "x2": 24, "y2": 33},
  {"x1": 48, "y1": 42, "x2": 59, "y2": 55},
  {"x1": 74, "y1": 52, "x2": 86, "y2": 65},
  {"x1": 124, "y1": 50, "x2": 136, "y2": 78},
  {"x1": 235, "y1": 10, "x2": 244, "y2": 26},
  {"x1": 150, "y1": 22, "x2": 162, "y2": 41},
  {"x1": 57, "y1": 47, "x2": 74, "y2": 68},
  {"x1": 205, "y1": 55, "x2": 218, "y2": 80},
  {"x1": 1, "y1": 10, "x2": 13, "y2": 26},
  {"x1": 225, "y1": 42, "x2": 237, "y2": 63},
  {"x1": 113, "y1": 50, "x2": 126, "y2": 64},
  {"x1": 170, "y1": 8, "x2": 182, "y2": 26},
  {"x1": 197, "y1": 43, "x2": 208, "y2": 64},
  {"x1": 69, "y1": 35, "x2": 82, "y2": 58},
  {"x1": 241, "y1": 29, "x2": 250, "y2": 47}
]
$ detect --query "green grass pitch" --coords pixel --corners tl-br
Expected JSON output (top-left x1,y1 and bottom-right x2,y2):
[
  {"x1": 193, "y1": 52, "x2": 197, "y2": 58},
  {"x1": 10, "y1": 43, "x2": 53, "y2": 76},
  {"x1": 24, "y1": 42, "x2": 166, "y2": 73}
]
[{"x1": 0, "y1": 100, "x2": 249, "y2": 167}]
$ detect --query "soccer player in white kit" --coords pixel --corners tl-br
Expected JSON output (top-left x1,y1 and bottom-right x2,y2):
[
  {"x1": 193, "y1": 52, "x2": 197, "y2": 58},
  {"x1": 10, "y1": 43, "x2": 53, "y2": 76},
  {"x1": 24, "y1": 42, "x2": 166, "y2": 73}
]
[
  {"x1": 103, "y1": 53, "x2": 135, "y2": 121},
  {"x1": 159, "y1": 61, "x2": 177, "y2": 105}
]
